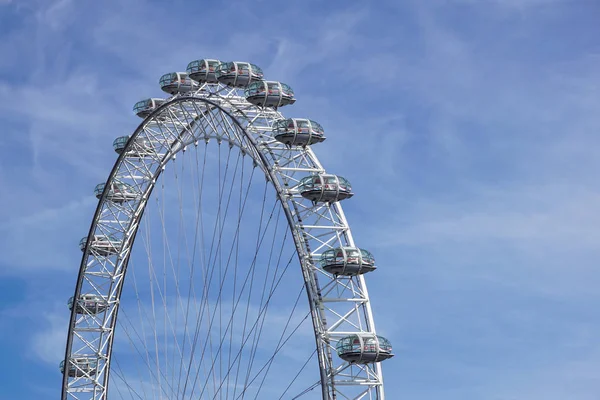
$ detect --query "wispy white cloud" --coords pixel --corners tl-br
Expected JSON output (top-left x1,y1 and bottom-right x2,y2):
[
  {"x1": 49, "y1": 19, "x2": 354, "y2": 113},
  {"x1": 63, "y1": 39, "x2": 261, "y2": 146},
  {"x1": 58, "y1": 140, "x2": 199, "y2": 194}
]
[
  {"x1": 1, "y1": 0, "x2": 599, "y2": 398},
  {"x1": 0, "y1": 196, "x2": 96, "y2": 273},
  {"x1": 378, "y1": 183, "x2": 600, "y2": 248},
  {"x1": 34, "y1": 0, "x2": 73, "y2": 30},
  {"x1": 30, "y1": 306, "x2": 68, "y2": 365}
]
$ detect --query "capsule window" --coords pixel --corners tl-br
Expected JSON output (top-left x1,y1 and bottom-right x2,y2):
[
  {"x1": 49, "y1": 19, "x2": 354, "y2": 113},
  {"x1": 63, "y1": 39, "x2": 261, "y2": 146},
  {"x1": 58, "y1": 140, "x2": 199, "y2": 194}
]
[
  {"x1": 311, "y1": 120, "x2": 324, "y2": 134},
  {"x1": 267, "y1": 82, "x2": 280, "y2": 94},
  {"x1": 281, "y1": 83, "x2": 294, "y2": 96},
  {"x1": 297, "y1": 120, "x2": 309, "y2": 132},
  {"x1": 366, "y1": 338, "x2": 381, "y2": 352},
  {"x1": 222, "y1": 64, "x2": 229, "y2": 72},
  {"x1": 160, "y1": 73, "x2": 176, "y2": 86},
  {"x1": 250, "y1": 64, "x2": 263, "y2": 76},
  {"x1": 346, "y1": 249, "x2": 359, "y2": 258},
  {"x1": 361, "y1": 249, "x2": 375, "y2": 264},
  {"x1": 247, "y1": 82, "x2": 262, "y2": 96}
]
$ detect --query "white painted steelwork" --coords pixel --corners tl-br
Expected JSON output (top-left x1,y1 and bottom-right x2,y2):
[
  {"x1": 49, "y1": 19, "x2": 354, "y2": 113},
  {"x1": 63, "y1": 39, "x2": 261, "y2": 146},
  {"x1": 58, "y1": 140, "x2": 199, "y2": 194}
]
[{"x1": 62, "y1": 65, "x2": 389, "y2": 400}]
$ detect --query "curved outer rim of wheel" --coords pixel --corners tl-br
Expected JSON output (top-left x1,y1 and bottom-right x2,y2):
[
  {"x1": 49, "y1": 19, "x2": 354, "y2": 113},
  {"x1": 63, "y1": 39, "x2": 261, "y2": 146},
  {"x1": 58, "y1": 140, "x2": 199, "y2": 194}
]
[{"x1": 62, "y1": 88, "x2": 386, "y2": 400}]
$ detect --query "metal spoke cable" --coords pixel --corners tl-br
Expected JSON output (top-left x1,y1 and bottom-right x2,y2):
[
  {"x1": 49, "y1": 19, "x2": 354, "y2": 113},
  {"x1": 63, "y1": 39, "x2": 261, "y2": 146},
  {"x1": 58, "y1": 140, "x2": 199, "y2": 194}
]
[
  {"x1": 241, "y1": 211, "x2": 289, "y2": 394},
  {"x1": 188, "y1": 144, "x2": 241, "y2": 398},
  {"x1": 291, "y1": 380, "x2": 322, "y2": 399},
  {"x1": 226, "y1": 154, "x2": 248, "y2": 400},
  {"x1": 230, "y1": 181, "x2": 272, "y2": 399},
  {"x1": 208, "y1": 256, "x2": 307, "y2": 399},
  {"x1": 278, "y1": 349, "x2": 318, "y2": 400},
  {"x1": 112, "y1": 359, "x2": 144, "y2": 400},
  {"x1": 250, "y1": 283, "x2": 308, "y2": 399},
  {"x1": 149, "y1": 177, "x2": 163, "y2": 399},
  {"x1": 128, "y1": 211, "x2": 153, "y2": 400},
  {"x1": 176, "y1": 142, "x2": 209, "y2": 396},
  {"x1": 194, "y1": 183, "x2": 279, "y2": 399},
  {"x1": 115, "y1": 307, "x2": 175, "y2": 398},
  {"x1": 179, "y1": 143, "x2": 229, "y2": 397},
  {"x1": 216, "y1": 149, "x2": 246, "y2": 396},
  {"x1": 181, "y1": 143, "x2": 237, "y2": 398},
  {"x1": 236, "y1": 307, "x2": 312, "y2": 400},
  {"x1": 196, "y1": 194, "x2": 281, "y2": 399}
]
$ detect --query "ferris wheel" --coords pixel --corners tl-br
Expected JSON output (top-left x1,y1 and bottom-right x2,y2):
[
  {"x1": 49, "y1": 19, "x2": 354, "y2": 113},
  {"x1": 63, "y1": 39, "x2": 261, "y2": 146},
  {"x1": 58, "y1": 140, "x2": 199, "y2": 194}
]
[{"x1": 61, "y1": 59, "x2": 393, "y2": 400}]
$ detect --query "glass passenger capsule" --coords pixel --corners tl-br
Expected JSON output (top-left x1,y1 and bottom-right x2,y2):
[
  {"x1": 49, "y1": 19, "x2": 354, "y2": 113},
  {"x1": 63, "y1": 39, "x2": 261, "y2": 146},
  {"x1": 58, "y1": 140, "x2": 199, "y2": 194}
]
[
  {"x1": 273, "y1": 118, "x2": 326, "y2": 147},
  {"x1": 320, "y1": 247, "x2": 376, "y2": 276},
  {"x1": 113, "y1": 136, "x2": 155, "y2": 158},
  {"x1": 159, "y1": 72, "x2": 198, "y2": 95},
  {"x1": 244, "y1": 81, "x2": 296, "y2": 108},
  {"x1": 215, "y1": 61, "x2": 263, "y2": 87},
  {"x1": 79, "y1": 235, "x2": 121, "y2": 257},
  {"x1": 336, "y1": 335, "x2": 394, "y2": 364},
  {"x1": 133, "y1": 98, "x2": 166, "y2": 119},
  {"x1": 94, "y1": 182, "x2": 140, "y2": 203},
  {"x1": 68, "y1": 294, "x2": 108, "y2": 314},
  {"x1": 186, "y1": 59, "x2": 221, "y2": 83},
  {"x1": 60, "y1": 357, "x2": 98, "y2": 378},
  {"x1": 298, "y1": 174, "x2": 353, "y2": 203}
]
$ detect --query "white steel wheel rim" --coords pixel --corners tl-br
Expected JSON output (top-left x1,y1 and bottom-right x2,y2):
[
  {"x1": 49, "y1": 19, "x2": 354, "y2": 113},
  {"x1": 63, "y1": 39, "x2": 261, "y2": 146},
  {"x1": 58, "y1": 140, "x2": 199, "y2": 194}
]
[{"x1": 62, "y1": 87, "x2": 387, "y2": 400}]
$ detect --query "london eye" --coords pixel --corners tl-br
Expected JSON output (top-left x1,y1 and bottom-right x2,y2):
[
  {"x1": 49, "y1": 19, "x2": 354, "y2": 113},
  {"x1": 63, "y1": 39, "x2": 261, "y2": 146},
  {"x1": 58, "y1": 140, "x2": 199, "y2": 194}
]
[{"x1": 61, "y1": 58, "x2": 393, "y2": 400}]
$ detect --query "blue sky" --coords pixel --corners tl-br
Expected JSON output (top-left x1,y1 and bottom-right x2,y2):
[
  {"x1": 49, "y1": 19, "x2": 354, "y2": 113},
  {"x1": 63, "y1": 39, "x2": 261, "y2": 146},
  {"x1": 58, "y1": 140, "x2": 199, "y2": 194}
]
[{"x1": 0, "y1": 0, "x2": 599, "y2": 398}]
